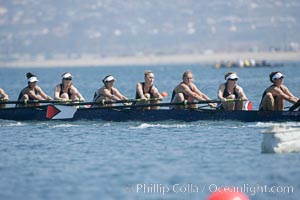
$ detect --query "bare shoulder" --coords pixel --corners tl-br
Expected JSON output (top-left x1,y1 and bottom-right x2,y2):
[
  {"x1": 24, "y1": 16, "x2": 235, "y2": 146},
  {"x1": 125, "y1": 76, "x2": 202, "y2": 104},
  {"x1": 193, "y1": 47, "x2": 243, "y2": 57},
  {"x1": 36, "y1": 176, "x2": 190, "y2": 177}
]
[
  {"x1": 280, "y1": 84, "x2": 291, "y2": 93},
  {"x1": 270, "y1": 85, "x2": 285, "y2": 95},
  {"x1": 102, "y1": 87, "x2": 110, "y2": 93},
  {"x1": 235, "y1": 84, "x2": 244, "y2": 90},
  {"x1": 70, "y1": 84, "x2": 78, "y2": 90},
  {"x1": 35, "y1": 85, "x2": 43, "y2": 91},
  {"x1": 175, "y1": 82, "x2": 187, "y2": 92},
  {"x1": 151, "y1": 85, "x2": 158, "y2": 90},
  {"x1": 21, "y1": 87, "x2": 29, "y2": 93},
  {"x1": 112, "y1": 87, "x2": 119, "y2": 92},
  {"x1": 189, "y1": 82, "x2": 198, "y2": 90},
  {"x1": 98, "y1": 86, "x2": 105, "y2": 92},
  {"x1": 178, "y1": 82, "x2": 189, "y2": 89},
  {"x1": 281, "y1": 84, "x2": 289, "y2": 90},
  {"x1": 265, "y1": 85, "x2": 276, "y2": 92}
]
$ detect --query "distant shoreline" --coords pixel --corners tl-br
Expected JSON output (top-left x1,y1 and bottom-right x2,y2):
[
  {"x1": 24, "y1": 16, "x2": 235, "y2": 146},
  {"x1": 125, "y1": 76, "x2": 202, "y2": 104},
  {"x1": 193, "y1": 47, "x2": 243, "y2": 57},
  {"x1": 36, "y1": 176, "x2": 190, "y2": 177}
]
[{"x1": 0, "y1": 51, "x2": 300, "y2": 68}]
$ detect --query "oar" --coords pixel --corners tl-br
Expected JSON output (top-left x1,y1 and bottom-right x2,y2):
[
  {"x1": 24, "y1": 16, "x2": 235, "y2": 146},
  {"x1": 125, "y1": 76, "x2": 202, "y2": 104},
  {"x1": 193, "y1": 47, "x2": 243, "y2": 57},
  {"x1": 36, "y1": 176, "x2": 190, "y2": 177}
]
[
  {"x1": 0, "y1": 98, "x2": 162, "y2": 106},
  {"x1": 47, "y1": 98, "x2": 163, "y2": 106},
  {"x1": 112, "y1": 99, "x2": 251, "y2": 110},
  {"x1": 96, "y1": 97, "x2": 162, "y2": 105},
  {"x1": 0, "y1": 100, "x2": 70, "y2": 105},
  {"x1": 198, "y1": 105, "x2": 212, "y2": 109},
  {"x1": 50, "y1": 98, "x2": 248, "y2": 107},
  {"x1": 198, "y1": 100, "x2": 252, "y2": 110},
  {"x1": 42, "y1": 98, "x2": 161, "y2": 106},
  {"x1": 77, "y1": 99, "x2": 222, "y2": 108},
  {"x1": 288, "y1": 100, "x2": 300, "y2": 111},
  {"x1": 1, "y1": 98, "x2": 250, "y2": 109}
]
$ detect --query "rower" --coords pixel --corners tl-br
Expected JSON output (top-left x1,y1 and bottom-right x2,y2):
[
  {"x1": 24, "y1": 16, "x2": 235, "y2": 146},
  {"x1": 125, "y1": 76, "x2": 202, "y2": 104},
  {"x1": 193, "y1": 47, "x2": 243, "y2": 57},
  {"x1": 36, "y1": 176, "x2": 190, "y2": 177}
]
[
  {"x1": 217, "y1": 72, "x2": 248, "y2": 110},
  {"x1": 134, "y1": 70, "x2": 163, "y2": 110},
  {"x1": 0, "y1": 88, "x2": 9, "y2": 108},
  {"x1": 93, "y1": 75, "x2": 128, "y2": 107},
  {"x1": 259, "y1": 71, "x2": 299, "y2": 111},
  {"x1": 170, "y1": 70, "x2": 216, "y2": 109},
  {"x1": 16, "y1": 72, "x2": 52, "y2": 107},
  {"x1": 54, "y1": 72, "x2": 85, "y2": 102}
]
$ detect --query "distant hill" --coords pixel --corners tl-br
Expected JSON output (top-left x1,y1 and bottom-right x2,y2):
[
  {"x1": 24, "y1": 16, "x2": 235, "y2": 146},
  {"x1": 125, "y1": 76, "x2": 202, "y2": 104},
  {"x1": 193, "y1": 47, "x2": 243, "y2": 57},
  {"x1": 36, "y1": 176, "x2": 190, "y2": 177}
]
[{"x1": 0, "y1": 0, "x2": 299, "y2": 60}]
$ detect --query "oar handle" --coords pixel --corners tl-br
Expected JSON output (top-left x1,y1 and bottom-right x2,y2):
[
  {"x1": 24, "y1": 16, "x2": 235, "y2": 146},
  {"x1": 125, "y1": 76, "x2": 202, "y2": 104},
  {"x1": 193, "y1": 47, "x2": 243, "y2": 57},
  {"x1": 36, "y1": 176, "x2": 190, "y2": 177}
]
[
  {"x1": 289, "y1": 99, "x2": 300, "y2": 111},
  {"x1": 63, "y1": 99, "x2": 217, "y2": 107},
  {"x1": 91, "y1": 100, "x2": 220, "y2": 109},
  {"x1": 0, "y1": 98, "x2": 249, "y2": 110},
  {"x1": 100, "y1": 98, "x2": 162, "y2": 105},
  {"x1": 103, "y1": 99, "x2": 249, "y2": 109},
  {"x1": 225, "y1": 98, "x2": 248, "y2": 102},
  {"x1": 0, "y1": 98, "x2": 161, "y2": 105},
  {"x1": 92, "y1": 98, "x2": 162, "y2": 105},
  {"x1": 0, "y1": 99, "x2": 74, "y2": 105}
]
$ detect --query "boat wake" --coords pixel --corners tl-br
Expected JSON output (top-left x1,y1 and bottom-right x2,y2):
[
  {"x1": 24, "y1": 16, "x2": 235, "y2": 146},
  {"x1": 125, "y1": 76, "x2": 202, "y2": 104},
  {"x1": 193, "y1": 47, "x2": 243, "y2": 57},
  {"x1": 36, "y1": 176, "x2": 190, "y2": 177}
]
[
  {"x1": 255, "y1": 122, "x2": 300, "y2": 128},
  {"x1": 130, "y1": 123, "x2": 191, "y2": 129},
  {"x1": 0, "y1": 120, "x2": 27, "y2": 127},
  {"x1": 48, "y1": 123, "x2": 81, "y2": 128},
  {"x1": 261, "y1": 125, "x2": 300, "y2": 154}
]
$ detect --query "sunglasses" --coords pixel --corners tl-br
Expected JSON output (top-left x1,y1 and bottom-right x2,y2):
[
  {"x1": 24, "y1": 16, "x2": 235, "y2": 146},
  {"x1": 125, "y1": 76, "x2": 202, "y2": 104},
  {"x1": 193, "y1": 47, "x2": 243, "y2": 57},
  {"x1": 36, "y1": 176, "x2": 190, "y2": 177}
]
[
  {"x1": 63, "y1": 78, "x2": 72, "y2": 81},
  {"x1": 229, "y1": 78, "x2": 238, "y2": 81}
]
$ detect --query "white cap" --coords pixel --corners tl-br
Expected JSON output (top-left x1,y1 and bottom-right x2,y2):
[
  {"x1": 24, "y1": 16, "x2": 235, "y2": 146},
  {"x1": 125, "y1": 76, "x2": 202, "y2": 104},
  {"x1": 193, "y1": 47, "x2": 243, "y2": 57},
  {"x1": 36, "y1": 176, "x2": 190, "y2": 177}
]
[
  {"x1": 28, "y1": 76, "x2": 39, "y2": 83},
  {"x1": 272, "y1": 72, "x2": 285, "y2": 81},
  {"x1": 62, "y1": 72, "x2": 73, "y2": 79},
  {"x1": 103, "y1": 75, "x2": 116, "y2": 83},
  {"x1": 226, "y1": 73, "x2": 239, "y2": 81}
]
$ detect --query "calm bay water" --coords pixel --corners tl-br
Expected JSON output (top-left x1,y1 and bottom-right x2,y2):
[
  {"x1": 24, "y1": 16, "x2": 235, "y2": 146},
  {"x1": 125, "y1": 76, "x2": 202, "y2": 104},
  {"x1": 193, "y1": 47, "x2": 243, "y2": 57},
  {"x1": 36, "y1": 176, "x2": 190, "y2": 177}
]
[{"x1": 0, "y1": 63, "x2": 300, "y2": 200}]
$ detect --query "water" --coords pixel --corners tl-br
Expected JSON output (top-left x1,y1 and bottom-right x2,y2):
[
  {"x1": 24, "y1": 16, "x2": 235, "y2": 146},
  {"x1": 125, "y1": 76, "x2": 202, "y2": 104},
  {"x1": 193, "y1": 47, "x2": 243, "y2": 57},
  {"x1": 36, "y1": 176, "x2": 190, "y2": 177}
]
[{"x1": 1, "y1": 63, "x2": 300, "y2": 200}]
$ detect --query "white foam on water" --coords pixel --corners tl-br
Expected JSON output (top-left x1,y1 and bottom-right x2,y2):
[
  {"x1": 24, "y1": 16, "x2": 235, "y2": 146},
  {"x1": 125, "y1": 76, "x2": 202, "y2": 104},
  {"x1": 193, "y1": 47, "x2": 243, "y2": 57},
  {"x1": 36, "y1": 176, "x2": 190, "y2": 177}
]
[
  {"x1": 254, "y1": 122, "x2": 300, "y2": 128},
  {"x1": 102, "y1": 123, "x2": 112, "y2": 127},
  {"x1": 261, "y1": 125, "x2": 300, "y2": 154},
  {"x1": 49, "y1": 123, "x2": 81, "y2": 128},
  {"x1": 130, "y1": 123, "x2": 190, "y2": 129},
  {"x1": 0, "y1": 121, "x2": 27, "y2": 127},
  {"x1": 90, "y1": 122, "x2": 111, "y2": 127},
  {"x1": 47, "y1": 122, "x2": 114, "y2": 130}
]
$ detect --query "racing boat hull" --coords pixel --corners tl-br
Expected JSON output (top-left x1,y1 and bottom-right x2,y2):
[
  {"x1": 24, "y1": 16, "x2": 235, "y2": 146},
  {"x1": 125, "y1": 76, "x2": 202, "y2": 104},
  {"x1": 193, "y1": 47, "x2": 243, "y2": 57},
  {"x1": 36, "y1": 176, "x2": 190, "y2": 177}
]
[{"x1": 0, "y1": 106, "x2": 299, "y2": 122}]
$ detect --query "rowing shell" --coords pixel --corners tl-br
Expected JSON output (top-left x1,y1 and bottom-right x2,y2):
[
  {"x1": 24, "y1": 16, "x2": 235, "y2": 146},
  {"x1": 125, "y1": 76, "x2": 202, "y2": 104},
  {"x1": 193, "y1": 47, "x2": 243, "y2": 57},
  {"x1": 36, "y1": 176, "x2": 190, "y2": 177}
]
[{"x1": 0, "y1": 105, "x2": 300, "y2": 122}]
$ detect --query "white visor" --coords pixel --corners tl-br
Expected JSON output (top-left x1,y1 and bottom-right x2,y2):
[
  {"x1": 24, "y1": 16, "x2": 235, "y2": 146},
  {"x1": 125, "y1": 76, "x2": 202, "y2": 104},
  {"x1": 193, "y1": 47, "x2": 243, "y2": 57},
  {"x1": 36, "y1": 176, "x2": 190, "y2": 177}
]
[
  {"x1": 62, "y1": 73, "x2": 73, "y2": 79},
  {"x1": 28, "y1": 76, "x2": 39, "y2": 83},
  {"x1": 272, "y1": 72, "x2": 285, "y2": 81},
  {"x1": 103, "y1": 75, "x2": 116, "y2": 82},
  {"x1": 226, "y1": 73, "x2": 239, "y2": 81}
]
